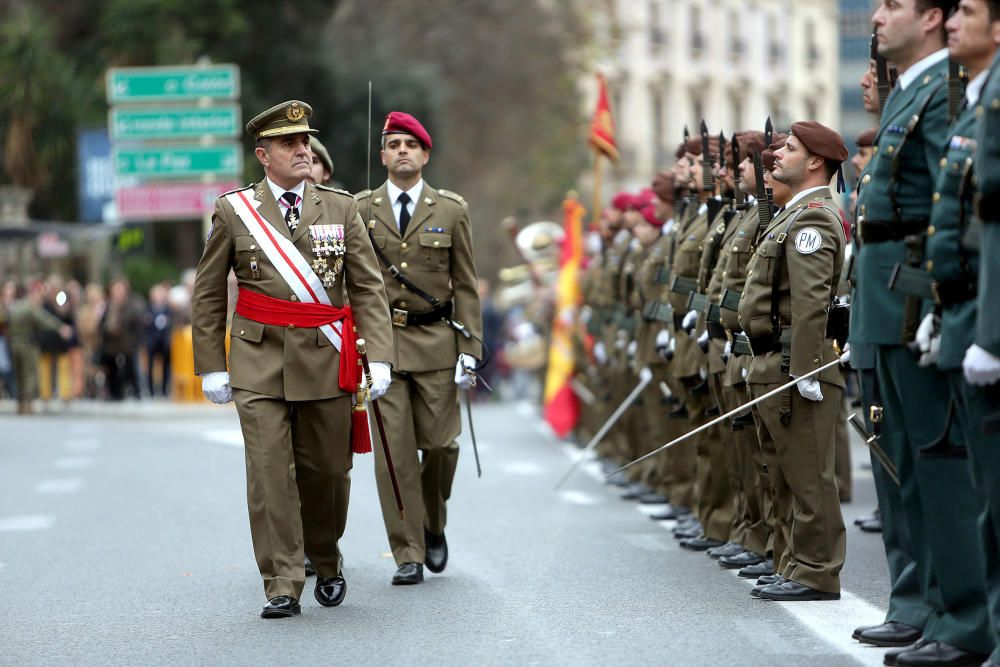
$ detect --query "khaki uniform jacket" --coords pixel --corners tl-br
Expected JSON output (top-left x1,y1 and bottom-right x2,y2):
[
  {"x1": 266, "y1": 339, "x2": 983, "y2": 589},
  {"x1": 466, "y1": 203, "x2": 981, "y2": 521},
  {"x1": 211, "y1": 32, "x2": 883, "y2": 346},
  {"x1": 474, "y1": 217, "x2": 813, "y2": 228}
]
[
  {"x1": 718, "y1": 205, "x2": 761, "y2": 386},
  {"x1": 192, "y1": 181, "x2": 393, "y2": 401},
  {"x1": 634, "y1": 234, "x2": 673, "y2": 366},
  {"x1": 669, "y1": 204, "x2": 711, "y2": 378},
  {"x1": 356, "y1": 182, "x2": 482, "y2": 373},
  {"x1": 738, "y1": 187, "x2": 845, "y2": 387}
]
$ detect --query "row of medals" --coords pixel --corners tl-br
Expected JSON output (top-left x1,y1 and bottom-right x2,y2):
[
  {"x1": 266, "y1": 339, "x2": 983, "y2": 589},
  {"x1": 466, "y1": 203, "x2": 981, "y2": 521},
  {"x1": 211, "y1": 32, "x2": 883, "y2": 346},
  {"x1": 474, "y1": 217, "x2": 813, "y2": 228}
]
[{"x1": 309, "y1": 223, "x2": 346, "y2": 288}]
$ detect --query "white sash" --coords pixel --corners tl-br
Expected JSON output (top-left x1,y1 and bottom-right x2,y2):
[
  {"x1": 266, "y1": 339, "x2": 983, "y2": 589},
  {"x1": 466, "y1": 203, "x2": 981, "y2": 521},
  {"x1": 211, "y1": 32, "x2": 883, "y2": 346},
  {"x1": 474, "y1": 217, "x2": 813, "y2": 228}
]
[{"x1": 225, "y1": 190, "x2": 344, "y2": 351}]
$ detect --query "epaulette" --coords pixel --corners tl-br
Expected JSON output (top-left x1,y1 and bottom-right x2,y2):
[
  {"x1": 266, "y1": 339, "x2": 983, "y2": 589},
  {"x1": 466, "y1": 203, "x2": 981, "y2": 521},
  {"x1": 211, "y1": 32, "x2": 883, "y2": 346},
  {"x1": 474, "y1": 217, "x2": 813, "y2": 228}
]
[
  {"x1": 354, "y1": 189, "x2": 373, "y2": 201},
  {"x1": 315, "y1": 183, "x2": 353, "y2": 197},
  {"x1": 221, "y1": 183, "x2": 254, "y2": 197},
  {"x1": 437, "y1": 188, "x2": 467, "y2": 205}
]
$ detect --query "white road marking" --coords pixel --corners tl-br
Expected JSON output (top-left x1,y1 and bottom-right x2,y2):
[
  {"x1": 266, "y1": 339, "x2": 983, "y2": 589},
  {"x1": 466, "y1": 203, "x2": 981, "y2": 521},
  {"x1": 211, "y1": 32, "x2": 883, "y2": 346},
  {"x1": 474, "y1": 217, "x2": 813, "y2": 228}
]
[
  {"x1": 36, "y1": 478, "x2": 84, "y2": 494},
  {"x1": 558, "y1": 490, "x2": 601, "y2": 505},
  {"x1": 54, "y1": 457, "x2": 93, "y2": 469},
  {"x1": 201, "y1": 430, "x2": 245, "y2": 447},
  {"x1": 500, "y1": 461, "x2": 545, "y2": 476},
  {"x1": 0, "y1": 515, "x2": 54, "y2": 531},
  {"x1": 515, "y1": 401, "x2": 536, "y2": 417},
  {"x1": 64, "y1": 438, "x2": 100, "y2": 452}
]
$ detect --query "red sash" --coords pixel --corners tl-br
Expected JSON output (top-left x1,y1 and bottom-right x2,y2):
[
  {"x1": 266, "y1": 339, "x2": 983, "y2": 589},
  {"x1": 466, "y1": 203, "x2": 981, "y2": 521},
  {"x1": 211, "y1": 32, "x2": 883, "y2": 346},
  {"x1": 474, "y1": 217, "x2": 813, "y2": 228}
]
[{"x1": 235, "y1": 287, "x2": 360, "y2": 391}]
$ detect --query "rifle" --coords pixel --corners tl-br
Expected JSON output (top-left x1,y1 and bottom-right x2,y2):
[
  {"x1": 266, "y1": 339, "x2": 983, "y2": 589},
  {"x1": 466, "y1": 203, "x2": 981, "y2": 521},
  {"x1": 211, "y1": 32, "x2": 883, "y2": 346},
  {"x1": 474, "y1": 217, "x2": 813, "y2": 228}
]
[
  {"x1": 702, "y1": 120, "x2": 722, "y2": 221},
  {"x1": 731, "y1": 133, "x2": 746, "y2": 210},
  {"x1": 872, "y1": 32, "x2": 893, "y2": 112}
]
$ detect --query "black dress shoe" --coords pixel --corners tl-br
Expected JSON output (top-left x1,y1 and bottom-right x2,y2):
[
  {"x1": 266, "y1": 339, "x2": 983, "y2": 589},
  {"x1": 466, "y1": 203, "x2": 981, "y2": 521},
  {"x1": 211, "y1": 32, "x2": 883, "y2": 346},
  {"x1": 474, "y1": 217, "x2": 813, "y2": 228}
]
[
  {"x1": 673, "y1": 523, "x2": 703, "y2": 539},
  {"x1": 720, "y1": 550, "x2": 765, "y2": 569},
  {"x1": 314, "y1": 576, "x2": 347, "y2": 607},
  {"x1": 649, "y1": 504, "x2": 692, "y2": 521},
  {"x1": 392, "y1": 562, "x2": 424, "y2": 585},
  {"x1": 680, "y1": 536, "x2": 725, "y2": 551},
  {"x1": 261, "y1": 595, "x2": 301, "y2": 618},
  {"x1": 855, "y1": 508, "x2": 880, "y2": 526},
  {"x1": 884, "y1": 640, "x2": 930, "y2": 667},
  {"x1": 668, "y1": 404, "x2": 689, "y2": 419},
  {"x1": 858, "y1": 621, "x2": 922, "y2": 647},
  {"x1": 621, "y1": 482, "x2": 652, "y2": 500},
  {"x1": 896, "y1": 640, "x2": 987, "y2": 666},
  {"x1": 606, "y1": 471, "x2": 631, "y2": 488},
  {"x1": 706, "y1": 541, "x2": 744, "y2": 559},
  {"x1": 638, "y1": 491, "x2": 670, "y2": 505},
  {"x1": 758, "y1": 580, "x2": 840, "y2": 601},
  {"x1": 751, "y1": 576, "x2": 786, "y2": 597},
  {"x1": 738, "y1": 558, "x2": 774, "y2": 578},
  {"x1": 304, "y1": 556, "x2": 316, "y2": 577},
  {"x1": 425, "y1": 529, "x2": 448, "y2": 574},
  {"x1": 853, "y1": 622, "x2": 882, "y2": 640},
  {"x1": 860, "y1": 518, "x2": 884, "y2": 533}
]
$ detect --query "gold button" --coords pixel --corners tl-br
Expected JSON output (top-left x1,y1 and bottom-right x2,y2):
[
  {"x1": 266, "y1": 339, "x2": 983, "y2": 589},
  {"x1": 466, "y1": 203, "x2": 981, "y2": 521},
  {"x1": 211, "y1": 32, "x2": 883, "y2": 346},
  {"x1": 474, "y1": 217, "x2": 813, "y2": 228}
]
[
  {"x1": 368, "y1": 220, "x2": 376, "y2": 229},
  {"x1": 290, "y1": 295, "x2": 298, "y2": 302},
  {"x1": 992, "y1": 98, "x2": 1000, "y2": 110},
  {"x1": 932, "y1": 192, "x2": 941, "y2": 202},
  {"x1": 433, "y1": 241, "x2": 440, "y2": 247},
  {"x1": 925, "y1": 260, "x2": 934, "y2": 270},
  {"x1": 399, "y1": 301, "x2": 407, "y2": 308},
  {"x1": 401, "y1": 242, "x2": 408, "y2": 249},
  {"x1": 940, "y1": 157, "x2": 948, "y2": 168},
  {"x1": 923, "y1": 75, "x2": 930, "y2": 84},
  {"x1": 401, "y1": 284, "x2": 408, "y2": 290},
  {"x1": 863, "y1": 174, "x2": 871, "y2": 184},
  {"x1": 953, "y1": 162, "x2": 960, "y2": 170},
  {"x1": 927, "y1": 225, "x2": 936, "y2": 235},
  {"x1": 873, "y1": 146, "x2": 878, "y2": 154},
  {"x1": 747, "y1": 270, "x2": 753, "y2": 277},
  {"x1": 240, "y1": 329, "x2": 245, "y2": 335},
  {"x1": 288, "y1": 324, "x2": 296, "y2": 330},
  {"x1": 401, "y1": 261, "x2": 408, "y2": 269},
  {"x1": 732, "y1": 246, "x2": 738, "y2": 252},
  {"x1": 978, "y1": 105, "x2": 985, "y2": 117},
  {"x1": 886, "y1": 145, "x2": 894, "y2": 154},
  {"x1": 250, "y1": 244, "x2": 256, "y2": 250},
  {"x1": 813, "y1": 357, "x2": 820, "y2": 364}
]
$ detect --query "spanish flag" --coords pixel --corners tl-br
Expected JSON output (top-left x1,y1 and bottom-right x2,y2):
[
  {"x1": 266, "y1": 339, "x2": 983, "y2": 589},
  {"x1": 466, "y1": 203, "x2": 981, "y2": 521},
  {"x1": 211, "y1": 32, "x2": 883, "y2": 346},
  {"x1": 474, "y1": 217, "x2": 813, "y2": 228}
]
[
  {"x1": 543, "y1": 196, "x2": 585, "y2": 438},
  {"x1": 588, "y1": 73, "x2": 620, "y2": 163}
]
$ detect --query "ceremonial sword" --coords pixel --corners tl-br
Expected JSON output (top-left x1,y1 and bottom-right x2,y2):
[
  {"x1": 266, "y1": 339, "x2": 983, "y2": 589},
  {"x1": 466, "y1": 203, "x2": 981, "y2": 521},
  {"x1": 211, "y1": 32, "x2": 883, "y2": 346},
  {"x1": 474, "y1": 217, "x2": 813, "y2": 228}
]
[
  {"x1": 356, "y1": 339, "x2": 405, "y2": 517},
  {"x1": 607, "y1": 357, "x2": 842, "y2": 477}
]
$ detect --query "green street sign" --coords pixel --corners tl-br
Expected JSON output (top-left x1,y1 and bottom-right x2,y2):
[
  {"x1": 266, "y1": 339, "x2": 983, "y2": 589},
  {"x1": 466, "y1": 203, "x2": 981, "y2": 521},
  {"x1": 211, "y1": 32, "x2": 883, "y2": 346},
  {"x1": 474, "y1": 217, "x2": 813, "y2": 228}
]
[
  {"x1": 106, "y1": 65, "x2": 240, "y2": 103},
  {"x1": 113, "y1": 145, "x2": 242, "y2": 179},
  {"x1": 110, "y1": 106, "x2": 241, "y2": 140}
]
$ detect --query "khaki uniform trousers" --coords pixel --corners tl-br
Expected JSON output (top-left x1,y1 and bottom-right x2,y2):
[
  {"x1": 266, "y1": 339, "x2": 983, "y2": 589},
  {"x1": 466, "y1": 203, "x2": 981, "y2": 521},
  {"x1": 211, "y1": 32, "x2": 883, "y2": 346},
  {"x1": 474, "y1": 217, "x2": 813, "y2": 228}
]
[
  {"x1": 680, "y1": 379, "x2": 735, "y2": 542},
  {"x1": 718, "y1": 379, "x2": 769, "y2": 555},
  {"x1": 660, "y1": 375, "x2": 697, "y2": 508},
  {"x1": 374, "y1": 368, "x2": 460, "y2": 565},
  {"x1": 750, "y1": 380, "x2": 846, "y2": 594},
  {"x1": 233, "y1": 389, "x2": 352, "y2": 601}
]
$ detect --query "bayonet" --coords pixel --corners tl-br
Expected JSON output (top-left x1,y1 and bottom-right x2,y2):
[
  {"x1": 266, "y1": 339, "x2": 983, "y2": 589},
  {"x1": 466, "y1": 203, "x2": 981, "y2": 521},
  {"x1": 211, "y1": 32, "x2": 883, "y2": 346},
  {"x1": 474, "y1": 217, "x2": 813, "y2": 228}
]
[
  {"x1": 848, "y1": 413, "x2": 900, "y2": 486},
  {"x1": 732, "y1": 133, "x2": 746, "y2": 209},
  {"x1": 873, "y1": 32, "x2": 893, "y2": 112}
]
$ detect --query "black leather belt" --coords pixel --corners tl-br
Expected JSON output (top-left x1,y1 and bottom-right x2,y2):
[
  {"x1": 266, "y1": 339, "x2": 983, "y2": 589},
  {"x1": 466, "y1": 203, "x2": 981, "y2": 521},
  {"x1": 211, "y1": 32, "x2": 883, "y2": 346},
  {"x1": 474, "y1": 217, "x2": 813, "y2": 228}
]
[
  {"x1": 392, "y1": 301, "x2": 453, "y2": 327},
  {"x1": 719, "y1": 288, "x2": 741, "y2": 312},
  {"x1": 707, "y1": 321, "x2": 727, "y2": 341},
  {"x1": 670, "y1": 274, "x2": 698, "y2": 295},
  {"x1": 748, "y1": 333, "x2": 781, "y2": 356},
  {"x1": 859, "y1": 218, "x2": 929, "y2": 243}
]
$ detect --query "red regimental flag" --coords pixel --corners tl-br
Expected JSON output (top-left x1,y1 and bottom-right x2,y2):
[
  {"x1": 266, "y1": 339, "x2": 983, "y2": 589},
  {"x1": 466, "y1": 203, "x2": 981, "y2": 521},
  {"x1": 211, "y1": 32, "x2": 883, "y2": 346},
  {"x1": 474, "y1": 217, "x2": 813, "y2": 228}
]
[
  {"x1": 588, "y1": 73, "x2": 620, "y2": 163},
  {"x1": 543, "y1": 197, "x2": 586, "y2": 438}
]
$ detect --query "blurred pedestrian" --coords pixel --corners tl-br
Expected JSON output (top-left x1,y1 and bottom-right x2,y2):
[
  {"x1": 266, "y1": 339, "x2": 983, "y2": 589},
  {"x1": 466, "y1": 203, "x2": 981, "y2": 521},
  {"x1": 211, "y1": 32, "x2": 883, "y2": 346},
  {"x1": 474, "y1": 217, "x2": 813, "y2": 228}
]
[
  {"x1": 477, "y1": 278, "x2": 503, "y2": 399},
  {"x1": 8, "y1": 281, "x2": 72, "y2": 414},
  {"x1": 144, "y1": 283, "x2": 173, "y2": 397},
  {"x1": 76, "y1": 283, "x2": 106, "y2": 398},
  {"x1": 99, "y1": 278, "x2": 143, "y2": 400}
]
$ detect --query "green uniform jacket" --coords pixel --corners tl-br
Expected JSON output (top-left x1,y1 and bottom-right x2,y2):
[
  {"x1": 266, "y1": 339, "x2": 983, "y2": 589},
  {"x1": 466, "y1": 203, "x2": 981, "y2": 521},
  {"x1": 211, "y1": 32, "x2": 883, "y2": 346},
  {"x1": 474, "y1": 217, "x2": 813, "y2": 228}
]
[
  {"x1": 634, "y1": 234, "x2": 672, "y2": 366},
  {"x1": 973, "y1": 54, "x2": 1000, "y2": 356},
  {"x1": 850, "y1": 56, "x2": 950, "y2": 346},
  {"x1": 192, "y1": 181, "x2": 393, "y2": 401},
  {"x1": 357, "y1": 182, "x2": 482, "y2": 373},
  {"x1": 739, "y1": 188, "x2": 845, "y2": 387},
  {"x1": 926, "y1": 104, "x2": 980, "y2": 370}
]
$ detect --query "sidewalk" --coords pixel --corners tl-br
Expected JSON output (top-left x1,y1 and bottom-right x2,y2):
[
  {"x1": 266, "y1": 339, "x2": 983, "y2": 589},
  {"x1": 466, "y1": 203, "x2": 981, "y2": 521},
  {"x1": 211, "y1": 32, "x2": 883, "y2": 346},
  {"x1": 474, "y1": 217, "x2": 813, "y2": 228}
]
[{"x1": 0, "y1": 398, "x2": 234, "y2": 419}]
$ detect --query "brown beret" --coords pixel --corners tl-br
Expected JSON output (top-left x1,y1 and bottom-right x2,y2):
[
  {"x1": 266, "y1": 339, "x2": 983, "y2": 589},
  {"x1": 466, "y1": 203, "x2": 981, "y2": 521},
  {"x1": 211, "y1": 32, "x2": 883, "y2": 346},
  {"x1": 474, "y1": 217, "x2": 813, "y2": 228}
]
[
  {"x1": 685, "y1": 135, "x2": 721, "y2": 158},
  {"x1": 761, "y1": 134, "x2": 788, "y2": 171},
  {"x1": 856, "y1": 127, "x2": 877, "y2": 148},
  {"x1": 734, "y1": 131, "x2": 766, "y2": 163},
  {"x1": 651, "y1": 170, "x2": 674, "y2": 203},
  {"x1": 675, "y1": 142, "x2": 687, "y2": 160},
  {"x1": 790, "y1": 121, "x2": 848, "y2": 164}
]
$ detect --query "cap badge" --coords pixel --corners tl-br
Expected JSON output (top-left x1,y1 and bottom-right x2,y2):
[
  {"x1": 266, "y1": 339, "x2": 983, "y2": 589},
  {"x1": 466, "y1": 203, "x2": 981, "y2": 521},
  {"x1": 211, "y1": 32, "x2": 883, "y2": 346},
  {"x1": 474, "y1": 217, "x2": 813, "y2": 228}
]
[{"x1": 287, "y1": 103, "x2": 305, "y2": 122}]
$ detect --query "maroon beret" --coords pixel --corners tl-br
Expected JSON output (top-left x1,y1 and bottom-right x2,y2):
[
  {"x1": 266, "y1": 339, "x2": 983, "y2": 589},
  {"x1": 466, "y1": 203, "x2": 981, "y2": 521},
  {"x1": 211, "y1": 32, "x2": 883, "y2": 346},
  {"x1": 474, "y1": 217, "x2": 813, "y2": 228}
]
[
  {"x1": 684, "y1": 135, "x2": 721, "y2": 158},
  {"x1": 856, "y1": 127, "x2": 877, "y2": 148},
  {"x1": 674, "y1": 142, "x2": 688, "y2": 160},
  {"x1": 761, "y1": 134, "x2": 788, "y2": 171},
  {"x1": 630, "y1": 187, "x2": 655, "y2": 210},
  {"x1": 790, "y1": 121, "x2": 848, "y2": 164},
  {"x1": 734, "y1": 131, "x2": 766, "y2": 163},
  {"x1": 651, "y1": 171, "x2": 674, "y2": 203},
  {"x1": 382, "y1": 111, "x2": 432, "y2": 149},
  {"x1": 611, "y1": 191, "x2": 633, "y2": 212},
  {"x1": 639, "y1": 204, "x2": 664, "y2": 227}
]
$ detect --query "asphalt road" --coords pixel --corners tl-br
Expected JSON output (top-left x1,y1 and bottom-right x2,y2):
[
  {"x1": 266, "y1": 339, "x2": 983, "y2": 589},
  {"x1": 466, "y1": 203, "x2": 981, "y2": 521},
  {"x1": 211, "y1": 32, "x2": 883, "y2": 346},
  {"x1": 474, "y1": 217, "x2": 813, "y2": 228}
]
[{"x1": 0, "y1": 399, "x2": 893, "y2": 666}]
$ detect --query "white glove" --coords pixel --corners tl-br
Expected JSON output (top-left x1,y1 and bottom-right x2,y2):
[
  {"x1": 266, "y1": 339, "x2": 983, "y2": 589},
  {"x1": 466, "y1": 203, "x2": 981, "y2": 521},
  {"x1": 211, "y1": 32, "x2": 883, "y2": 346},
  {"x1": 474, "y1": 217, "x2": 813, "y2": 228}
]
[
  {"x1": 915, "y1": 313, "x2": 941, "y2": 367},
  {"x1": 741, "y1": 367, "x2": 748, "y2": 381},
  {"x1": 626, "y1": 340, "x2": 637, "y2": 358},
  {"x1": 201, "y1": 371, "x2": 233, "y2": 404},
  {"x1": 454, "y1": 354, "x2": 477, "y2": 390},
  {"x1": 369, "y1": 362, "x2": 392, "y2": 400},
  {"x1": 839, "y1": 342, "x2": 851, "y2": 365},
  {"x1": 723, "y1": 340, "x2": 732, "y2": 362},
  {"x1": 655, "y1": 329, "x2": 671, "y2": 347},
  {"x1": 682, "y1": 309, "x2": 698, "y2": 333},
  {"x1": 963, "y1": 344, "x2": 1000, "y2": 386},
  {"x1": 594, "y1": 341, "x2": 608, "y2": 365},
  {"x1": 793, "y1": 375, "x2": 824, "y2": 402},
  {"x1": 580, "y1": 306, "x2": 593, "y2": 324},
  {"x1": 638, "y1": 366, "x2": 653, "y2": 383},
  {"x1": 697, "y1": 329, "x2": 709, "y2": 347}
]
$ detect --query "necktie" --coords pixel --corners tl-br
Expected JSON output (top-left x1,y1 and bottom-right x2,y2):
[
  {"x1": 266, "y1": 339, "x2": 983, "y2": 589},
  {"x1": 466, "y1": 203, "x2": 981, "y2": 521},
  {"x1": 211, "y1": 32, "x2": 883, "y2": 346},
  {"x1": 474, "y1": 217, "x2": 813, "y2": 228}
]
[
  {"x1": 281, "y1": 191, "x2": 301, "y2": 231},
  {"x1": 397, "y1": 192, "x2": 411, "y2": 236}
]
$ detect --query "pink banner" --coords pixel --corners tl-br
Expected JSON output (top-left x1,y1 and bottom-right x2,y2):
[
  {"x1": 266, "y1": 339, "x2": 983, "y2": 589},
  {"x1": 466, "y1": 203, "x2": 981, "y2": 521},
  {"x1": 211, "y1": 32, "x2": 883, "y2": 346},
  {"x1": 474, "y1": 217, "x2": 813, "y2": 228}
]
[{"x1": 116, "y1": 181, "x2": 240, "y2": 220}]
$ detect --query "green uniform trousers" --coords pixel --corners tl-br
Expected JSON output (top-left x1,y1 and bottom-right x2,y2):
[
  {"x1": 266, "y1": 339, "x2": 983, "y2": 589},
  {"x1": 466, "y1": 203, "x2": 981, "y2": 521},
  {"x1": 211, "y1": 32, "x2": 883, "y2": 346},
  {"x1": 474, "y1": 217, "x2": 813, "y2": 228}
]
[
  {"x1": 953, "y1": 374, "x2": 1000, "y2": 662},
  {"x1": 750, "y1": 381, "x2": 845, "y2": 593},
  {"x1": 877, "y1": 346, "x2": 991, "y2": 654},
  {"x1": 233, "y1": 389, "x2": 352, "y2": 601},
  {"x1": 373, "y1": 368, "x2": 460, "y2": 566}
]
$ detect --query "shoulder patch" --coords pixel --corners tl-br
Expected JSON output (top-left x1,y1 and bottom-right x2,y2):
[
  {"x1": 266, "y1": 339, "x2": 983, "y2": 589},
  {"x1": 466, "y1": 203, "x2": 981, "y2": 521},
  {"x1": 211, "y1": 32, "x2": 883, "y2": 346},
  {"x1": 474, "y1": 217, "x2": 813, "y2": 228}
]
[
  {"x1": 437, "y1": 188, "x2": 467, "y2": 205},
  {"x1": 315, "y1": 184, "x2": 352, "y2": 197},
  {"x1": 221, "y1": 183, "x2": 254, "y2": 197},
  {"x1": 807, "y1": 201, "x2": 824, "y2": 208},
  {"x1": 794, "y1": 227, "x2": 823, "y2": 254}
]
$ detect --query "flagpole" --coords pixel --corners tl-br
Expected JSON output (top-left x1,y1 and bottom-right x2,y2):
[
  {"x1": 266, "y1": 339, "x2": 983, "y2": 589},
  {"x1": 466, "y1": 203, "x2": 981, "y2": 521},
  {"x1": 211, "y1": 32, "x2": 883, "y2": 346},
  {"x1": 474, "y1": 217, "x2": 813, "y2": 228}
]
[{"x1": 591, "y1": 147, "x2": 603, "y2": 224}]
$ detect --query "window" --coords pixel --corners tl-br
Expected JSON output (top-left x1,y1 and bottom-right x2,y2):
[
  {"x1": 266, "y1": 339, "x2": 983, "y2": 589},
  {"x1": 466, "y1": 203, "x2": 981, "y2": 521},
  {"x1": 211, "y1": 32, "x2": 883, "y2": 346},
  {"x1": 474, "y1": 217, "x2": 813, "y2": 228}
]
[
  {"x1": 649, "y1": 1, "x2": 665, "y2": 53},
  {"x1": 690, "y1": 5, "x2": 704, "y2": 57}
]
